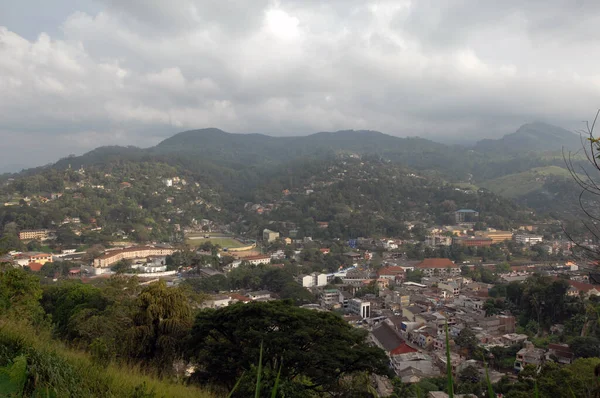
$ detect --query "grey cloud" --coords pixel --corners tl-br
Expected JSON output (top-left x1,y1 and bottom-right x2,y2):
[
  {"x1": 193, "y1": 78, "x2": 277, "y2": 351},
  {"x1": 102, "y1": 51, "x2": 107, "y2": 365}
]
[{"x1": 0, "y1": 0, "x2": 600, "y2": 170}]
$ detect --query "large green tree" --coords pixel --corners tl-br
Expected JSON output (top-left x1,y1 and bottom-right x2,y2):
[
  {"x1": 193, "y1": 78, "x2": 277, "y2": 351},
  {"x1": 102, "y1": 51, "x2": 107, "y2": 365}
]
[
  {"x1": 187, "y1": 301, "x2": 391, "y2": 395},
  {"x1": 128, "y1": 281, "x2": 193, "y2": 372}
]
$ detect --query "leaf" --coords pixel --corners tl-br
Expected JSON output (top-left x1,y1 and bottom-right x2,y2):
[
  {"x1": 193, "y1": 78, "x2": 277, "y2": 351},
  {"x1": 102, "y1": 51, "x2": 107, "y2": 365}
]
[
  {"x1": 227, "y1": 371, "x2": 245, "y2": 398},
  {"x1": 255, "y1": 340, "x2": 264, "y2": 398},
  {"x1": 270, "y1": 359, "x2": 283, "y2": 398}
]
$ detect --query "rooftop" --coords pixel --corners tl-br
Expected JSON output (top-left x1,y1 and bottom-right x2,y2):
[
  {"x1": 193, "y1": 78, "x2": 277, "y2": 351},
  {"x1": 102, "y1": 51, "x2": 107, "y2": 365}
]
[{"x1": 417, "y1": 258, "x2": 456, "y2": 269}]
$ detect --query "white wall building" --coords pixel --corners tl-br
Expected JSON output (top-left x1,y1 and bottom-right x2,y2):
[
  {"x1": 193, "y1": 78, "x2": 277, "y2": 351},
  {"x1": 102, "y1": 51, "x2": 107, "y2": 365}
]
[
  {"x1": 297, "y1": 274, "x2": 314, "y2": 288},
  {"x1": 349, "y1": 298, "x2": 371, "y2": 318}
]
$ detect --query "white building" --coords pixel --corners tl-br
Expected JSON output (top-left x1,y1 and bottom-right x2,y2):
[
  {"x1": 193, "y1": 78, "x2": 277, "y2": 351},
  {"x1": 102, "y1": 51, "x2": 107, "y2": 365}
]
[
  {"x1": 314, "y1": 272, "x2": 328, "y2": 287},
  {"x1": 296, "y1": 274, "x2": 314, "y2": 288},
  {"x1": 296, "y1": 272, "x2": 328, "y2": 288},
  {"x1": 202, "y1": 295, "x2": 231, "y2": 309},
  {"x1": 163, "y1": 178, "x2": 173, "y2": 187},
  {"x1": 515, "y1": 234, "x2": 543, "y2": 245},
  {"x1": 349, "y1": 298, "x2": 371, "y2": 319}
]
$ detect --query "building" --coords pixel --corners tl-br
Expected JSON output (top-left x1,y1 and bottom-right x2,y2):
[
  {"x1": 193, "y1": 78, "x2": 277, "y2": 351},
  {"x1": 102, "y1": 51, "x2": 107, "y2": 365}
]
[
  {"x1": 547, "y1": 343, "x2": 574, "y2": 365},
  {"x1": 416, "y1": 258, "x2": 460, "y2": 276},
  {"x1": 475, "y1": 230, "x2": 514, "y2": 243},
  {"x1": 515, "y1": 234, "x2": 543, "y2": 245},
  {"x1": 515, "y1": 341, "x2": 545, "y2": 372},
  {"x1": 92, "y1": 246, "x2": 174, "y2": 268},
  {"x1": 438, "y1": 281, "x2": 460, "y2": 296},
  {"x1": 455, "y1": 209, "x2": 479, "y2": 223},
  {"x1": 378, "y1": 266, "x2": 406, "y2": 281},
  {"x1": 425, "y1": 234, "x2": 453, "y2": 247},
  {"x1": 247, "y1": 291, "x2": 271, "y2": 300},
  {"x1": 242, "y1": 255, "x2": 272, "y2": 266},
  {"x1": 321, "y1": 289, "x2": 341, "y2": 306},
  {"x1": 371, "y1": 322, "x2": 408, "y2": 356},
  {"x1": 296, "y1": 272, "x2": 328, "y2": 288},
  {"x1": 296, "y1": 274, "x2": 314, "y2": 288},
  {"x1": 202, "y1": 294, "x2": 231, "y2": 309},
  {"x1": 452, "y1": 236, "x2": 493, "y2": 247},
  {"x1": 18, "y1": 229, "x2": 53, "y2": 241},
  {"x1": 263, "y1": 229, "x2": 280, "y2": 242},
  {"x1": 15, "y1": 252, "x2": 54, "y2": 266},
  {"x1": 349, "y1": 298, "x2": 371, "y2": 318},
  {"x1": 502, "y1": 333, "x2": 529, "y2": 346}
]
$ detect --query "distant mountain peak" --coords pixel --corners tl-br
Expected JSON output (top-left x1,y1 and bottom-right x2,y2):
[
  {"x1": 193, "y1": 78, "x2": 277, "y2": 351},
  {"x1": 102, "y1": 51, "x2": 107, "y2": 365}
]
[{"x1": 474, "y1": 122, "x2": 579, "y2": 153}]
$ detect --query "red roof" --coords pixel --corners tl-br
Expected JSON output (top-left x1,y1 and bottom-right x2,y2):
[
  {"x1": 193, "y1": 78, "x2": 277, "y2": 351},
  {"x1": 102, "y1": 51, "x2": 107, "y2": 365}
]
[
  {"x1": 230, "y1": 293, "x2": 251, "y2": 302},
  {"x1": 390, "y1": 342, "x2": 418, "y2": 356},
  {"x1": 320, "y1": 248, "x2": 331, "y2": 254},
  {"x1": 27, "y1": 262, "x2": 44, "y2": 272},
  {"x1": 566, "y1": 279, "x2": 598, "y2": 293},
  {"x1": 416, "y1": 258, "x2": 456, "y2": 269}
]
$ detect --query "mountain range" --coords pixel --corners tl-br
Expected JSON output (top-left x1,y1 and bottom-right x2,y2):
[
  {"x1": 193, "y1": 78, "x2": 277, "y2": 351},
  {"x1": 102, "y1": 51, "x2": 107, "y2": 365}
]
[{"x1": 5, "y1": 121, "x2": 589, "y2": 218}]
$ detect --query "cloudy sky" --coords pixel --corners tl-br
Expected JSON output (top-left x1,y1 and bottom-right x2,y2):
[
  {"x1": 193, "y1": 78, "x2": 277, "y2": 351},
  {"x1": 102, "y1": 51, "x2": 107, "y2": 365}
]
[{"x1": 1, "y1": 0, "x2": 600, "y2": 171}]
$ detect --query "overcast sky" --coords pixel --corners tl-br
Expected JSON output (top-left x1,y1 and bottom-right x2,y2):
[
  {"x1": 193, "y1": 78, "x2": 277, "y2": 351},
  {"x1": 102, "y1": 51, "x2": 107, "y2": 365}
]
[{"x1": 1, "y1": 0, "x2": 600, "y2": 171}]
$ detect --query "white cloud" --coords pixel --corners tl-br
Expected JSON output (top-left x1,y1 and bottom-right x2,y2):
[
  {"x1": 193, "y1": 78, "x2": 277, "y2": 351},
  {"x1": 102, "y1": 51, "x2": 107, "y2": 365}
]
[{"x1": 1, "y1": 0, "x2": 600, "y2": 170}]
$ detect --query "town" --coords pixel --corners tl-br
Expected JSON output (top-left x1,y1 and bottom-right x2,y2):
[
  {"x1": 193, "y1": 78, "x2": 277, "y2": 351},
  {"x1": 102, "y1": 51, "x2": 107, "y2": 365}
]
[{"x1": 5, "y1": 200, "x2": 597, "y2": 397}]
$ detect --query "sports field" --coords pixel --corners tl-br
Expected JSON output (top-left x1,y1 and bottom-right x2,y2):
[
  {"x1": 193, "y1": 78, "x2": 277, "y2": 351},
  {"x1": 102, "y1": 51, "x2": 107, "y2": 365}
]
[{"x1": 186, "y1": 236, "x2": 247, "y2": 248}]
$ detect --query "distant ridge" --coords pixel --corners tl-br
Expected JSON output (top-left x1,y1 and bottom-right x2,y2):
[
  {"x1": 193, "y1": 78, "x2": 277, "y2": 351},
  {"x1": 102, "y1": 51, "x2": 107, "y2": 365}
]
[{"x1": 474, "y1": 122, "x2": 580, "y2": 153}]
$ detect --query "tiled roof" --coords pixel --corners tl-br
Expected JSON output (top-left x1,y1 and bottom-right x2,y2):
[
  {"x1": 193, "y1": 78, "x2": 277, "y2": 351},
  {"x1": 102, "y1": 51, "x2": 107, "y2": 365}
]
[
  {"x1": 390, "y1": 342, "x2": 418, "y2": 356},
  {"x1": 27, "y1": 262, "x2": 44, "y2": 272},
  {"x1": 417, "y1": 258, "x2": 456, "y2": 269}
]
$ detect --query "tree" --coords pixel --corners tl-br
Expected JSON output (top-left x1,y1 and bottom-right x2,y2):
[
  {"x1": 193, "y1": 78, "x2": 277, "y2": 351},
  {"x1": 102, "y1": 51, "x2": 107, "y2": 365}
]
[
  {"x1": 455, "y1": 327, "x2": 479, "y2": 358},
  {"x1": 128, "y1": 281, "x2": 193, "y2": 373},
  {"x1": 0, "y1": 266, "x2": 45, "y2": 325},
  {"x1": 570, "y1": 336, "x2": 600, "y2": 359},
  {"x1": 187, "y1": 301, "x2": 391, "y2": 395},
  {"x1": 564, "y1": 110, "x2": 600, "y2": 259}
]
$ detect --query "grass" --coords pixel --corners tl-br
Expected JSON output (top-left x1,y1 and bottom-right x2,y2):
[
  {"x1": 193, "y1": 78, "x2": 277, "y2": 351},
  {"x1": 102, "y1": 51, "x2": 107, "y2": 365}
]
[
  {"x1": 0, "y1": 321, "x2": 217, "y2": 398},
  {"x1": 479, "y1": 165, "x2": 578, "y2": 198},
  {"x1": 186, "y1": 237, "x2": 247, "y2": 249}
]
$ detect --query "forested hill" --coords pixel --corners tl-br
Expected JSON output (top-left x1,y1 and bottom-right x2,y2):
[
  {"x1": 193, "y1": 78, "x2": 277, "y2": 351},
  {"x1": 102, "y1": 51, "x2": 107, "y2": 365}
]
[{"x1": 0, "y1": 122, "x2": 588, "y2": 221}]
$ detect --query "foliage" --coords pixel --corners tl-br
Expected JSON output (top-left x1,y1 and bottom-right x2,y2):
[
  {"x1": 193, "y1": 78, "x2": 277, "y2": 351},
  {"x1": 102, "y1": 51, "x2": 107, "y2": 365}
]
[
  {"x1": 128, "y1": 281, "x2": 193, "y2": 372},
  {"x1": 0, "y1": 266, "x2": 45, "y2": 325},
  {"x1": 0, "y1": 321, "x2": 215, "y2": 398},
  {"x1": 187, "y1": 301, "x2": 391, "y2": 396}
]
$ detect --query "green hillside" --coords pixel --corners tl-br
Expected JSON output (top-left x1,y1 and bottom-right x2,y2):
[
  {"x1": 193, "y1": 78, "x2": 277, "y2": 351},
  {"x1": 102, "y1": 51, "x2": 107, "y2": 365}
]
[{"x1": 480, "y1": 166, "x2": 575, "y2": 198}]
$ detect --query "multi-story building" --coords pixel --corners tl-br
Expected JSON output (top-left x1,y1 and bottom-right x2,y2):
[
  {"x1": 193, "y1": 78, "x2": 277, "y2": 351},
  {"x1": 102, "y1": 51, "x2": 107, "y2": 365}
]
[
  {"x1": 93, "y1": 246, "x2": 174, "y2": 268},
  {"x1": 514, "y1": 234, "x2": 543, "y2": 245},
  {"x1": 14, "y1": 252, "x2": 54, "y2": 266},
  {"x1": 296, "y1": 272, "x2": 328, "y2": 288},
  {"x1": 515, "y1": 341, "x2": 545, "y2": 372},
  {"x1": 475, "y1": 230, "x2": 514, "y2": 243},
  {"x1": 262, "y1": 229, "x2": 280, "y2": 242},
  {"x1": 321, "y1": 289, "x2": 341, "y2": 306},
  {"x1": 438, "y1": 281, "x2": 460, "y2": 296},
  {"x1": 349, "y1": 298, "x2": 371, "y2": 318},
  {"x1": 415, "y1": 258, "x2": 460, "y2": 276},
  {"x1": 18, "y1": 229, "x2": 54, "y2": 241}
]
